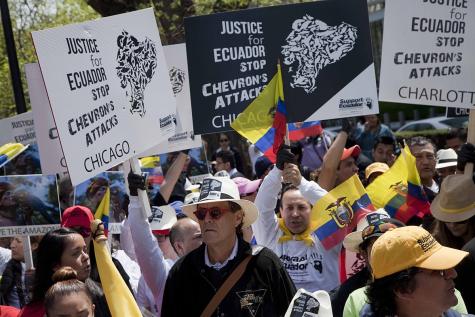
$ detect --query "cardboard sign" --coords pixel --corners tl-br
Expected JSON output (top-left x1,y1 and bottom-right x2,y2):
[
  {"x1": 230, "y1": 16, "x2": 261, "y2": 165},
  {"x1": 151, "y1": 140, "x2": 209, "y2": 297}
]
[
  {"x1": 379, "y1": 0, "x2": 475, "y2": 108},
  {"x1": 26, "y1": 63, "x2": 68, "y2": 176},
  {"x1": 31, "y1": 8, "x2": 177, "y2": 186},
  {"x1": 0, "y1": 112, "x2": 36, "y2": 145},
  {"x1": 185, "y1": 0, "x2": 378, "y2": 134},
  {"x1": 74, "y1": 171, "x2": 127, "y2": 234},
  {"x1": 0, "y1": 175, "x2": 60, "y2": 237},
  {"x1": 140, "y1": 43, "x2": 202, "y2": 156}
]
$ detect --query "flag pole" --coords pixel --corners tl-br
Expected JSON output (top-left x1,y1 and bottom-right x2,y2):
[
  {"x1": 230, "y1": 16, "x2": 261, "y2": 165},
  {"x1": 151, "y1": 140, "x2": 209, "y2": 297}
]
[
  {"x1": 277, "y1": 58, "x2": 290, "y2": 147},
  {"x1": 128, "y1": 158, "x2": 152, "y2": 218}
]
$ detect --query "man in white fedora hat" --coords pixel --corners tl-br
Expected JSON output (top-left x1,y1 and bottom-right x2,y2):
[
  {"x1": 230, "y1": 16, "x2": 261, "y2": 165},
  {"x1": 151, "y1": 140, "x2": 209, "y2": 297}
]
[
  {"x1": 162, "y1": 176, "x2": 296, "y2": 316},
  {"x1": 436, "y1": 148, "x2": 458, "y2": 182}
]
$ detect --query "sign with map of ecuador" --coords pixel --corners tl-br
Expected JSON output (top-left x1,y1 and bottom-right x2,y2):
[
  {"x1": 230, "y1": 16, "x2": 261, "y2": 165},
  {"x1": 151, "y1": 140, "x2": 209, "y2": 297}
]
[
  {"x1": 31, "y1": 8, "x2": 177, "y2": 186},
  {"x1": 140, "y1": 43, "x2": 202, "y2": 156},
  {"x1": 379, "y1": 0, "x2": 475, "y2": 109},
  {"x1": 185, "y1": 0, "x2": 378, "y2": 134}
]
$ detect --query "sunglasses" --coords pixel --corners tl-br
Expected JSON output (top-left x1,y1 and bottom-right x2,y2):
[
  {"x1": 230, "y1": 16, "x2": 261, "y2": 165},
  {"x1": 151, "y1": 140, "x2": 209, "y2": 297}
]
[
  {"x1": 219, "y1": 139, "x2": 229, "y2": 143},
  {"x1": 194, "y1": 207, "x2": 229, "y2": 221}
]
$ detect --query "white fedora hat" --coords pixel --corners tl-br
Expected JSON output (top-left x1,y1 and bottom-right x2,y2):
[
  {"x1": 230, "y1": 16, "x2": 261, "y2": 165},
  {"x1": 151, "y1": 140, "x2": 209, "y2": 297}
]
[
  {"x1": 148, "y1": 205, "x2": 177, "y2": 233},
  {"x1": 343, "y1": 208, "x2": 390, "y2": 253},
  {"x1": 182, "y1": 176, "x2": 259, "y2": 228},
  {"x1": 285, "y1": 289, "x2": 333, "y2": 317},
  {"x1": 436, "y1": 149, "x2": 458, "y2": 169}
]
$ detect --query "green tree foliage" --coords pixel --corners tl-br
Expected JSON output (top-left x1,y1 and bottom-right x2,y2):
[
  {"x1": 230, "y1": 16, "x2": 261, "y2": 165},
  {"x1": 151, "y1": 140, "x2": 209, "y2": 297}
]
[
  {"x1": 87, "y1": 0, "x2": 308, "y2": 44},
  {"x1": 0, "y1": 0, "x2": 99, "y2": 119}
]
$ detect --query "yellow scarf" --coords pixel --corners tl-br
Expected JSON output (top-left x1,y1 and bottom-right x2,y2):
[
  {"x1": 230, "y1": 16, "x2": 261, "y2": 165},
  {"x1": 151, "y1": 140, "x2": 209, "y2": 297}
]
[{"x1": 278, "y1": 218, "x2": 315, "y2": 246}]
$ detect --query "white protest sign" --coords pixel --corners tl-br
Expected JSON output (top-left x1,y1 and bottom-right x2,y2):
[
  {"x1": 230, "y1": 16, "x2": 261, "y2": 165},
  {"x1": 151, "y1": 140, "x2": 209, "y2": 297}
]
[
  {"x1": 379, "y1": 0, "x2": 475, "y2": 108},
  {"x1": 31, "y1": 8, "x2": 176, "y2": 186},
  {"x1": 140, "y1": 43, "x2": 202, "y2": 156},
  {"x1": 25, "y1": 63, "x2": 68, "y2": 176},
  {"x1": 0, "y1": 111, "x2": 36, "y2": 145}
]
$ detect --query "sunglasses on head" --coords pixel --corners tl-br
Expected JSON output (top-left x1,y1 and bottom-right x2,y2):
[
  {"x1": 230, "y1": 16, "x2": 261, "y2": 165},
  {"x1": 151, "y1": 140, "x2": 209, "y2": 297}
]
[
  {"x1": 362, "y1": 222, "x2": 397, "y2": 240},
  {"x1": 194, "y1": 206, "x2": 229, "y2": 221}
]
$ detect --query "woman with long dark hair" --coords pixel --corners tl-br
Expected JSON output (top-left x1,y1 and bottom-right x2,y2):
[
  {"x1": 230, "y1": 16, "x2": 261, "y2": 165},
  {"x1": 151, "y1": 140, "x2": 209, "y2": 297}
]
[{"x1": 19, "y1": 228, "x2": 110, "y2": 317}]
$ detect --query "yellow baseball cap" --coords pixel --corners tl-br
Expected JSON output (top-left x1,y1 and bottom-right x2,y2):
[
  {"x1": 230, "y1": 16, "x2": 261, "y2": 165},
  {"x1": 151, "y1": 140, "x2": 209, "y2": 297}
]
[
  {"x1": 370, "y1": 226, "x2": 468, "y2": 279},
  {"x1": 364, "y1": 162, "x2": 389, "y2": 180}
]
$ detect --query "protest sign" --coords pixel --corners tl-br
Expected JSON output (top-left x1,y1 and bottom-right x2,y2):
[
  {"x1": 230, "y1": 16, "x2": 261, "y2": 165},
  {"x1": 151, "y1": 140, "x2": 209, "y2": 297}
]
[
  {"x1": 31, "y1": 8, "x2": 177, "y2": 186},
  {"x1": 379, "y1": 0, "x2": 475, "y2": 108},
  {"x1": 140, "y1": 43, "x2": 202, "y2": 156},
  {"x1": 25, "y1": 63, "x2": 68, "y2": 176},
  {"x1": 0, "y1": 112, "x2": 36, "y2": 145},
  {"x1": 447, "y1": 107, "x2": 470, "y2": 117},
  {"x1": 185, "y1": 0, "x2": 378, "y2": 134},
  {"x1": 0, "y1": 174, "x2": 60, "y2": 237},
  {"x1": 74, "y1": 171, "x2": 126, "y2": 234}
]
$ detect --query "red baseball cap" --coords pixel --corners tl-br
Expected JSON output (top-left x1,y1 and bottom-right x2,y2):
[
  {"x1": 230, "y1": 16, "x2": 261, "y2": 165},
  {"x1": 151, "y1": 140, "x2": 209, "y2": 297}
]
[
  {"x1": 61, "y1": 206, "x2": 94, "y2": 232},
  {"x1": 341, "y1": 145, "x2": 361, "y2": 161}
]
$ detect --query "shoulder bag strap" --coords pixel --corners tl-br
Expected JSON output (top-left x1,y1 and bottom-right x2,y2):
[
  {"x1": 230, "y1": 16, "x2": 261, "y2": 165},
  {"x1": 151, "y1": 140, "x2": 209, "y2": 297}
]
[{"x1": 200, "y1": 254, "x2": 253, "y2": 317}]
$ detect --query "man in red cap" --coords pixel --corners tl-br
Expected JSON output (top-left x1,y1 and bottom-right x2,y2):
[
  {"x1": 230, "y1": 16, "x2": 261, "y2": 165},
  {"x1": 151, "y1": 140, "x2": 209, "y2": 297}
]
[{"x1": 318, "y1": 119, "x2": 361, "y2": 191}]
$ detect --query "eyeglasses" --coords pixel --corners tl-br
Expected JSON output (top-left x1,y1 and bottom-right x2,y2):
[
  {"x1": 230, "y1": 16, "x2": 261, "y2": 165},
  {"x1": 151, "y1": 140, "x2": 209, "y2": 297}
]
[
  {"x1": 194, "y1": 207, "x2": 229, "y2": 221},
  {"x1": 417, "y1": 268, "x2": 449, "y2": 278},
  {"x1": 219, "y1": 139, "x2": 229, "y2": 143}
]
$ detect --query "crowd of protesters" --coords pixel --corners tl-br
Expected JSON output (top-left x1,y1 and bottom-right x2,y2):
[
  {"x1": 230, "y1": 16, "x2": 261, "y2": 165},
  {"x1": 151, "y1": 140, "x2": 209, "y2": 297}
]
[{"x1": 0, "y1": 114, "x2": 473, "y2": 317}]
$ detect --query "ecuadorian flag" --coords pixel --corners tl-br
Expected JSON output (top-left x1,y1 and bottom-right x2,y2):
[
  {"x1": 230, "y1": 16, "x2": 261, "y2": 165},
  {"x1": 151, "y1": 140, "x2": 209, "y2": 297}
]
[
  {"x1": 0, "y1": 143, "x2": 28, "y2": 168},
  {"x1": 312, "y1": 174, "x2": 375, "y2": 250},
  {"x1": 367, "y1": 145, "x2": 430, "y2": 223},
  {"x1": 288, "y1": 122, "x2": 323, "y2": 141},
  {"x1": 231, "y1": 63, "x2": 284, "y2": 162},
  {"x1": 94, "y1": 187, "x2": 110, "y2": 231}
]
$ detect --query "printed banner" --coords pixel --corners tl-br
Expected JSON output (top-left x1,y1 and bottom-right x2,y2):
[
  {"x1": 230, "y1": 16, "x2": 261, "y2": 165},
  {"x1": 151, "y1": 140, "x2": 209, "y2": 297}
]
[
  {"x1": 185, "y1": 0, "x2": 378, "y2": 134},
  {"x1": 0, "y1": 175, "x2": 60, "y2": 237},
  {"x1": 3, "y1": 143, "x2": 42, "y2": 176},
  {"x1": 379, "y1": 0, "x2": 475, "y2": 108},
  {"x1": 31, "y1": 8, "x2": 177, "y2": 186},
  {"x1": 140, "y1": 43, "x2": 202, "y2": 156},
  {"x1": 26, "y1": 63, "x2": 68, "y2": 176},
  {"x1": 74, "y1": 171, "x2": 127, "y2": 234},
  {"x1": 0, "y1": 112, "x2": 36, "y2": 145}
]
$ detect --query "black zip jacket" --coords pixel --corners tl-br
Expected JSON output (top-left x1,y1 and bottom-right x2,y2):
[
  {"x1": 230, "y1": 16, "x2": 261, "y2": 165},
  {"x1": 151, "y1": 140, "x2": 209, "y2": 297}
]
[{"x1": 161, "y1": 237, "x2": 296, "y2": 316}]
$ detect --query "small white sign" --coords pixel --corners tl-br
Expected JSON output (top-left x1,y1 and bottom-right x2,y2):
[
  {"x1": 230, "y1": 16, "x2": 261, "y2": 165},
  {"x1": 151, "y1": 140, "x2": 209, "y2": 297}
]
[
  {"x1": 32, "y1": 8, "x2": 177, "y2": 185},
  {"x1": 379, "y1": 0, "x2": 475, "y2": 108},
  {"x1": 26, "y1": 63, "x2": 68, "y2": 176},
  {"x1": 0, "y1": 111, "x2": 36, "y2": 145}
]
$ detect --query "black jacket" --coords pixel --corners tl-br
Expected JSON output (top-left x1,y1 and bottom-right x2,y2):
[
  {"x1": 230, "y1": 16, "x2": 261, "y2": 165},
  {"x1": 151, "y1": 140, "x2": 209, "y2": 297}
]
[
  {"x1": 0, "y1": 259, "x2": 27, "y2": 308},
  {"x1": 161, "y1": 238, "x2": 296, "y2": 316}
]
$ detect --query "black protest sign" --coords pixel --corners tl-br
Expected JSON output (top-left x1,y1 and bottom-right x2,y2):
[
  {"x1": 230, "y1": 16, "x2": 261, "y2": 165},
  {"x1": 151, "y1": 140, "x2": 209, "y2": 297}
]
[{"x1": 185, "y1": 0, "x2": 378, "y2": 134}]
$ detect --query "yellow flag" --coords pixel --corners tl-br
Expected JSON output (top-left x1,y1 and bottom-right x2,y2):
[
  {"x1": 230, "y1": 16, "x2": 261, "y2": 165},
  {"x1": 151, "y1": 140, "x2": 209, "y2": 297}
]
[
  {"x1": 92, "y1": 221, "x2": 141, "y2": 317},
  {"x1": 230, "y1": 63, "x2": 284, "y2": 143},
  {"x1": 312, "y1": 174, "x2": 374, "y2": 250},
  {"x1": 94, "y1": 187, "x2": 110, "y2": 229}
]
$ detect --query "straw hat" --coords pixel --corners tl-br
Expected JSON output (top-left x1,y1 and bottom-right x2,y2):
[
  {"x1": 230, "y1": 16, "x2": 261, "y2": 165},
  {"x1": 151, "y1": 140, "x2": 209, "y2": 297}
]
[{"x1": 431, "y1": 164, "x2": 475, "y2": 222}]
